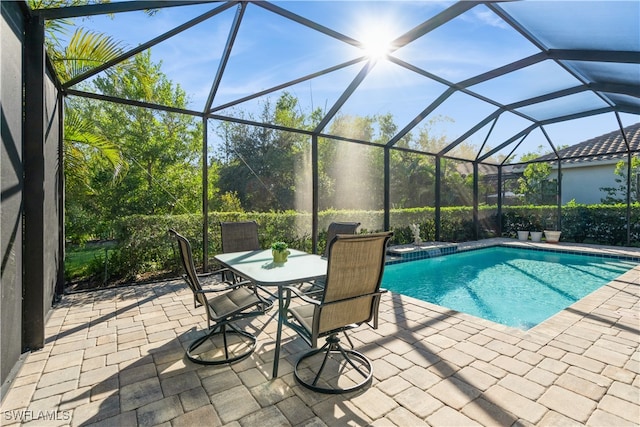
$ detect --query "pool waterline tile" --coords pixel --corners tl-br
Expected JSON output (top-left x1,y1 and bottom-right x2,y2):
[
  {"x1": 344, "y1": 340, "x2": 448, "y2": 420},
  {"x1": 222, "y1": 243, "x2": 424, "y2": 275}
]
[{"x1": 387, "y1": 238, "x2": 640, "y2": 264}]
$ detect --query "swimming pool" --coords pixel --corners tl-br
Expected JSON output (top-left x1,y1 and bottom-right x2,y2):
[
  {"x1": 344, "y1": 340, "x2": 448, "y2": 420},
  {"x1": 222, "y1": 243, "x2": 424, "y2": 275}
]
[{"x1": 381, "y1": 246, "x2": 638, "y2": 330}]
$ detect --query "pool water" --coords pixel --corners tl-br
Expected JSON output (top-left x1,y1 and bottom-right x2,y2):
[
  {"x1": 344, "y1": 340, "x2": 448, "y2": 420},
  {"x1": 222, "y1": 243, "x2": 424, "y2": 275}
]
[{"x1": 381, "y1": 246, "x2": 638, "y2": 330}]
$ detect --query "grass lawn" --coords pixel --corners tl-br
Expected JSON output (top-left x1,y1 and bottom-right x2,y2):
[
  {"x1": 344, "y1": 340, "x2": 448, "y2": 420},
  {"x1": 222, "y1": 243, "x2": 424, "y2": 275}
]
[{"x1": 65, "y1": 241, "x2": 116, "y2": 282}]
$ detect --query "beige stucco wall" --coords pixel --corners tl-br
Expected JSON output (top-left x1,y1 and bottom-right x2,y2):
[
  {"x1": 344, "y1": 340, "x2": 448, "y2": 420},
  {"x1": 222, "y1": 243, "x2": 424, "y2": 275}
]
[{"x1": 555, "y1": 160, "x2": 621, "y2": 204}]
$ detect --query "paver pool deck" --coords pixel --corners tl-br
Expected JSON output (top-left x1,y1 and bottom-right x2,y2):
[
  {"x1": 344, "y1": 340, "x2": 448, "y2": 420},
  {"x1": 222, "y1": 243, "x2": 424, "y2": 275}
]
[{"x1": 1, "y1": 239, "x2": 639, "y2": 426}]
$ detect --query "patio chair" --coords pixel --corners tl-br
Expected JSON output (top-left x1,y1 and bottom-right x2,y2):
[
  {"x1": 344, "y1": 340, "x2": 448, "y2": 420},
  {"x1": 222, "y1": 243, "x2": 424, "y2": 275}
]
[
  {"x1": 220, "y1": 221, "x2": 261, "y2": 283},
  {"x1": 322, "y1": 221, "x2": 360, "y2": 257},
  {"x1": 282, "y1": 231, "x2": 392, "y2": 394},
  {"x1": 302, "y1": 221, "x2": 361, "y2": 297},
  {"x1": 169, "y1": 229, "x2": 272, "y2": 365},
  {"x1": 220, "y1": 220, "x2": 261, "y2": 253}
]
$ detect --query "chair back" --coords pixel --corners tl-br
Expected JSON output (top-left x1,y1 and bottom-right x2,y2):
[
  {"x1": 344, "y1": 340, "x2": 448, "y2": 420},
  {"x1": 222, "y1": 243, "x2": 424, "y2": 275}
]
[
  {"x1": 316, "y1": 232, "x2": 392, "y2": 335},
  {"x1": 220, "y1": 221, "x2": 260, "y2": 253},
  {"x1": 323, "y1": 222, "x2": 360, "y2": 257},
  {"x1": 168, "y1": 229, "x2": 207, "y2": 307}
]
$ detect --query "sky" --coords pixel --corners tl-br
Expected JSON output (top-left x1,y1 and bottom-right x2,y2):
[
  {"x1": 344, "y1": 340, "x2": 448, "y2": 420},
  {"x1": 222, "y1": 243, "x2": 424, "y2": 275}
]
[{"x1": 62, "y1": 1, "x2": 639, "y2": 163}]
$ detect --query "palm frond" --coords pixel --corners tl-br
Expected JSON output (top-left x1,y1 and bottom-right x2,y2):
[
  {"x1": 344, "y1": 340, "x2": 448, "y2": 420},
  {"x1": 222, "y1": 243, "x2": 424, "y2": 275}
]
[
  {"x1": 51, "y1": 28, "x2": 127, "y2": 83},
  {"x1": 64, "y1": 108, "x2": 128, "y2": 183}
]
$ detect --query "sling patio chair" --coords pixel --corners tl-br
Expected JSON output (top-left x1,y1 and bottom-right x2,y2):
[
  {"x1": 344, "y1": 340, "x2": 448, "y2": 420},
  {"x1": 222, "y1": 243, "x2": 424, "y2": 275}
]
[
  {"x1": 169, "y1": 229, "x2": 272, "y2": 365},
  {"x1": 301, "y1": 221, "x2": 361, "y2": 297},
  {"x1": 281, "y1": 231, "x2": 392, "y2": 394},
  {"x1": 220, "y1": 220, "x2": 261, "y2": 252},
  {"x1": 322, "y1": 221, "x2": 360, "y2": 257},
  {"x1": 219, "y1": 220, "x2": 261, "y2": 283}
]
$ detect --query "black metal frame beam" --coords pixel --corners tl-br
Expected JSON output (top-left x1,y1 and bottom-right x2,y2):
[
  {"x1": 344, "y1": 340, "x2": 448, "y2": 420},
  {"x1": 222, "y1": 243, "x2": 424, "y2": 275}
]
[
  {"x1": 616, "y1": 112, "x2": 632, "y2": 246},
  {"x1": 590, "y1": 83, "x2": 640, "y2": 98},
  {"x1": 56, "y1": 91, "x2": 65, "y2": 299},
  {"x1": 472, "y1": 162, "x2": 479, "y2": 240},
  {"x1": 254, "y1": 1, "x2": 360, "y2": 47},
  {"x1": 539, "y1": 107, "x2": 614, "y2": 126},
  {"x1": 505, "y1": 86, "x2": 587, "y2": 111},
  {"x1": 23, "y1": 14, "x2": 46, "y2": 352},
  {"x1": 387, "y1": 87, "x2": 457, "y2": 147},
  {"x1": 312, "y1": 135, "x2": 319, "y2": 253},
  {"x1": 205, "y1": 2, "x2": 246, "y2": 112},
  {"x1": 458, "y1": 52, "x2": 547, "y2": 88},
  {"x1": 391, "y1": 1, "x2": 478, "y2": 50},
  {"x1": 383, "y1": 148, "x2": 391, "y2": 231},
  {"x1": 478, "y1": 124, "x2": 538, "y2": 162},
  {"x1": 202, "y1": 117, "x2": 209, "y2": 270},
  {"x1": 66, "y1": 89, "x2": 205, "y2": 118},
  {"x1": 387, "y1": 51, "x2": 544, "y2": 154},
  {"x1": 25, "y1": 0, "x2": 639, "y2": 267},
  {"x1": 313, "y1": 61, "x2": 376, "y2": 133},
  {"x1": 439, "y1": 111, "x2": 501, "y2": 156},
  {"x1": 209, "y1": 58, "x2": 364, "y2": 113},
  {"x1": 62, "y1": 2, "x2": 237, "y2": 89},
  {"x1": 34, "y1": 0, "x2": 214, "y2": 19},
  {"x1": 548, "y1": 49, "x2": 640, "y2": 64}
]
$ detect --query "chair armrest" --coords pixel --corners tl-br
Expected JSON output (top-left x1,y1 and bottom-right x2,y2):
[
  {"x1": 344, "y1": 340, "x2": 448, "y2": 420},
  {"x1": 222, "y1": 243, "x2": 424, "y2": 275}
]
[
  {"x1": 196, "y1": 271, "x2": 216, "y2": 278},
  {"x1": 199, "y1": 278, "x2": 241, "y2": 292},
  {"x1": 283, "y1": 286, "x2": 321, "y2": 305},
  {"x1": 198, "y1": 266, "x2": 237, "y2": 280},
  {"x1": 251, "y1": 284, "x2": 277, "y2": 300}
]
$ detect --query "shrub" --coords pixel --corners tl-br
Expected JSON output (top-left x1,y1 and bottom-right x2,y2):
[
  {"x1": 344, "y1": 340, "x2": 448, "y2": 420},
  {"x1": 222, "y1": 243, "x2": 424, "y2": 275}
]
[{"x1": 68, "y1": 204, "x2": 640, "y2": 286}]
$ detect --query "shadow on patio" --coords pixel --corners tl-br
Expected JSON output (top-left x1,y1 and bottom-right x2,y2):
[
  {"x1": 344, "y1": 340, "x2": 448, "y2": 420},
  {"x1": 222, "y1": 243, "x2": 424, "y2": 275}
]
[{"x1": 2, "y1": 266, "x2": 639, "y2": 426}]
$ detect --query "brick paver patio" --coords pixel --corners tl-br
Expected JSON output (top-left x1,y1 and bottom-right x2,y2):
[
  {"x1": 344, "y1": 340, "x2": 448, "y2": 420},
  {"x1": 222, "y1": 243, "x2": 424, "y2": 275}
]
[{"x1": 2, "y1": 240, "x2": 639, "y2": 426}]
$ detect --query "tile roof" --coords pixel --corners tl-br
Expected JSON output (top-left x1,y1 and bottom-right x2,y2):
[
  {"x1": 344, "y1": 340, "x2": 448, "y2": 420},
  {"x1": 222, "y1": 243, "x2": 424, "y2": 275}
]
[{"x1": 536, "y1": 122, "x2": 640, "y2": 164}]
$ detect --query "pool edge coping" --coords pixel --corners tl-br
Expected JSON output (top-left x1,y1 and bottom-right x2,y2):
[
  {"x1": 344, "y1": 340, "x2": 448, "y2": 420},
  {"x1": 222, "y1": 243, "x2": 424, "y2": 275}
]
[{"x1": 384, "y1": 237, "x2": 640, "y2": 342}]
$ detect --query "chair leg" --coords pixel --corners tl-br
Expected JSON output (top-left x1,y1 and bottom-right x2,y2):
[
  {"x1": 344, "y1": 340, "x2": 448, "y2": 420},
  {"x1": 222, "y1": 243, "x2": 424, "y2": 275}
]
[
  {"x1": 308, "y1": 341, "x2": 333, "y2": 387},
  {"x1": 186, "y1": 323, "x2": 257, "y2": 365},
  {"x1": 294, "y1": 334, "x2": 373, "y2": 394},
  {"x1": 343, "y1": 331, "x2": 355, "y2": 349}
]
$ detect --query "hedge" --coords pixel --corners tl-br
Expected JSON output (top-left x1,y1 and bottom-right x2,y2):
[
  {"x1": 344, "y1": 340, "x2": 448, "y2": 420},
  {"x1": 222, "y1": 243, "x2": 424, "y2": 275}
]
[{"x1": 79, "y1": 203, "x2": 640, "y2": 284}]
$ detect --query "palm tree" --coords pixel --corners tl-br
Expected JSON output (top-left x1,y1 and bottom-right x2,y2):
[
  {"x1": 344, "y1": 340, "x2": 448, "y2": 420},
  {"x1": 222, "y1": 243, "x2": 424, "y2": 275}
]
[{"x1": 29, "y1": 0, "x2": 128, "y2": 187}]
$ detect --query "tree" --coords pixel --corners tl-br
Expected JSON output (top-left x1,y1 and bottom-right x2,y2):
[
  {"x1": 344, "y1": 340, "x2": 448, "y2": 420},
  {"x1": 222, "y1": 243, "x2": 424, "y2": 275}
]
[
  {"x1": 29, "y1": 0, "x2": 129, "y2": 190},
  {"x1": 389, "y1": 150, "x2": 435, "y2": 208},
  {"x1": 600, "y1": 155, "x2": 640, "y2": 204},
  {"x1": 518, "y1": 162, "x2": 555, "y2": 205},
  {"x1": 319, "y1": 113, "x2": 389, "y2": 210},
  {"x1": 515, "y1": 149, "x2": 558, "y2": 205},
  {"x1": 216, "y1": 93, "x2": 316, "y2": 212},
  {"x1": 72, "y1": 51, "x2": 203, "y2": 222}
]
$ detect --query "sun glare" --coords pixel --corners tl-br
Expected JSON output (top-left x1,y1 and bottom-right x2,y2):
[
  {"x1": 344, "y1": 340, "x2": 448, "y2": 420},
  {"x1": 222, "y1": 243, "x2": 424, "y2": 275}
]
[{"x1": 357, "y1": 20, "x2": 396, "y2": 61}]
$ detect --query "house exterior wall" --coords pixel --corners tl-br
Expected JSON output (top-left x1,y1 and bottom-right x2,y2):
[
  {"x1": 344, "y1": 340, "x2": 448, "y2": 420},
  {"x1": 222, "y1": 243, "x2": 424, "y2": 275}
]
[{"x1": 556, "y1": 160, "x2": 620, "y2": 205}]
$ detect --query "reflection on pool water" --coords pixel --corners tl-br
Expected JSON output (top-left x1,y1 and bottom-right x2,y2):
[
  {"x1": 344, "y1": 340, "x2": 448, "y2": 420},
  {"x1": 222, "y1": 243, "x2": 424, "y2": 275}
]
[{"x1": 381, "y1": 246, "x2": 638, "y2": 330}]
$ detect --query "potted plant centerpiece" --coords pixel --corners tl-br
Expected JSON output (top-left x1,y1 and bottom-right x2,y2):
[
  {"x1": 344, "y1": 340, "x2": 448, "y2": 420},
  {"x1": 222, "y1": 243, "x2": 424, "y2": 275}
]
[{"x1": 271, "y1": 241, "x2": 290, "y2": 263}]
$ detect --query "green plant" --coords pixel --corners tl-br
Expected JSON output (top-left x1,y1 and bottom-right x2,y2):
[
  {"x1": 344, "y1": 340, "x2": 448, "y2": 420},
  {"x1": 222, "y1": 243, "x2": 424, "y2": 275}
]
[
  {"x1": 67, "y1": 204, "x2": 640, "y2": 289},
  {"x1": 271, "y1": 241, "x2": 288, "y2": 251}
]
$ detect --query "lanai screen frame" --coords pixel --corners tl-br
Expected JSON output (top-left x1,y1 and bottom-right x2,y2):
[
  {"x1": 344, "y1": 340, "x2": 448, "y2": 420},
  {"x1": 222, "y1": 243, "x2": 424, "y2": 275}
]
[{"x1": 30, "y1": 0, "x2": 640, "y2": 268}]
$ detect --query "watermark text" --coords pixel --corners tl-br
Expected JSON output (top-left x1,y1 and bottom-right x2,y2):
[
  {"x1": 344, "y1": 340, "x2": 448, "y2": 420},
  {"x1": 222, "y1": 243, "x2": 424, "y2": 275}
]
[{"x1": 3, "y1": 409, "x2": 72, "y2": 422}]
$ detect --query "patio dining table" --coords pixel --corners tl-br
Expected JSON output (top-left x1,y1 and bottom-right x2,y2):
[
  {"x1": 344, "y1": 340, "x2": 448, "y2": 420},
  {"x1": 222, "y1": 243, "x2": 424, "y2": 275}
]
[{"x1": 213, "y1": 248, "x2": 327, "y2": 378}]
